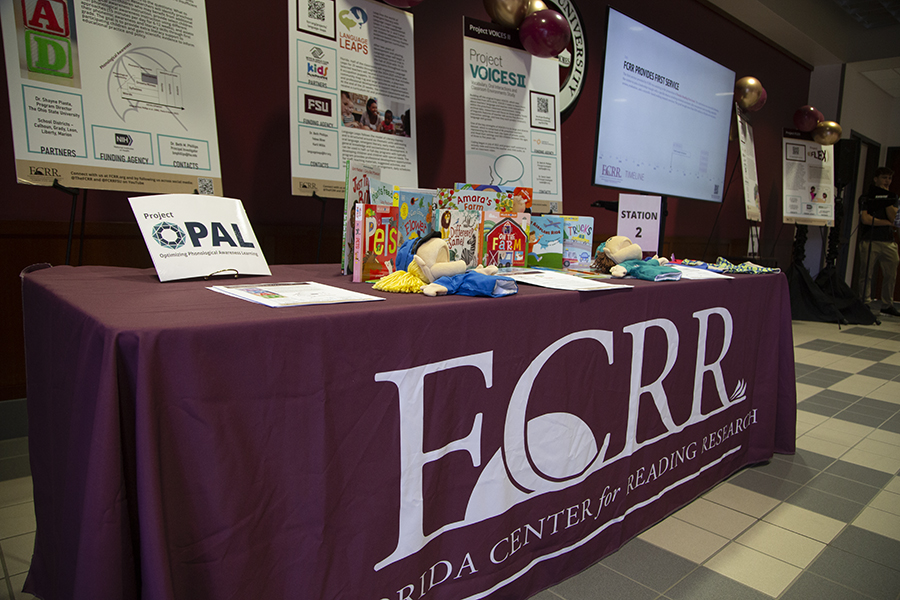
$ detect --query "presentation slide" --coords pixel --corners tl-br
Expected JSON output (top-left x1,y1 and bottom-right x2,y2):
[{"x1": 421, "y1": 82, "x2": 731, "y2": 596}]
[{"x1": 593, "y1": 9, "x2": 734, "y2": 203}]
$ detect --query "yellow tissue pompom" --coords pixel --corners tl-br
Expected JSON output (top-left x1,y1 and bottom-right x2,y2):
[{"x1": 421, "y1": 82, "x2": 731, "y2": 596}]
[{"x1": 373, "y1": 270, "x2": 425, "y2": 293}]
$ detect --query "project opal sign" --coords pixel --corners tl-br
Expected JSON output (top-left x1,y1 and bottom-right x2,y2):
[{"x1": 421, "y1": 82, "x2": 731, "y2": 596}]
[{"x1": 372, "y1": 307, "x2": 757, "y2": 599}]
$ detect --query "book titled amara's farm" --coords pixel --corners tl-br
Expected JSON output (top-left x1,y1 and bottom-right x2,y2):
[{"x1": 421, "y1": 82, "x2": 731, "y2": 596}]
[
  {"x1": 528, "y1": 215, "x2": 564, "y2": 269},
  {"x1": 480, "y1": 211, "x2": 531, "y2": 268},
  {"x1": 353, "y1": 204, "x2": 399, "y2": 283}
]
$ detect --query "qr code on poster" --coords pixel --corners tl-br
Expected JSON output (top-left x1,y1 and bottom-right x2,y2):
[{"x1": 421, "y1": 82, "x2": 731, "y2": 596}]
[
  {"x1": 197, "y1": 178, "x2": 214, "y2": 195},
  {"x1": 308, "y1": 0, "x2": 325, "y2": 21},
  {"x1": 536, "y1": 97, "x2": 549, "y2": 113}
]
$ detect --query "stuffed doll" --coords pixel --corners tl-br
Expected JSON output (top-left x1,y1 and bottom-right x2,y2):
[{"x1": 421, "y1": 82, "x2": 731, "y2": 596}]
[
  {"x1": 374, "y1": 232, "x2": 517, "y2": 297},
  {"x1": 591, "y1": 236, "x2": 643, "y2": 273}
]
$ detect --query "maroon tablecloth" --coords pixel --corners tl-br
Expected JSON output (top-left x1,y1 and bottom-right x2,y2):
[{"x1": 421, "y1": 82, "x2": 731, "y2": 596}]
[{"x1": 21, "y1": 264, "x2": 796, "y2": 600}]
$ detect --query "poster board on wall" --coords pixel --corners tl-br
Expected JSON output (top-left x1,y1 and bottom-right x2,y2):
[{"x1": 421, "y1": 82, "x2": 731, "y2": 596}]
[
  {"x1": 0, "y1": 0, "x2": 223, "y2": 195},
  {"x1": 462, "y1": 17, "x2": 562, "y2": 214},
  {"x1": 782, "y1": 129, "x2": 834, "y2": 227},
  {"x1": 288, "y1": 0, "x2": 418, "y2": 199}
]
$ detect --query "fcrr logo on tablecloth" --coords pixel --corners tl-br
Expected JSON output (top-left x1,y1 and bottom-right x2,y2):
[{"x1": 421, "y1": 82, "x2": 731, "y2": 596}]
[{"x1": 373, "y1": 308, "x2": 751, "y2": 584}]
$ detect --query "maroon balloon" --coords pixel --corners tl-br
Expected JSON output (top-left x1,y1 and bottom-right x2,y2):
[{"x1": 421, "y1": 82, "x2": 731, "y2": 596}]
[
  {"x1": 383, "y1": 0, "x2": 422, "y2": 7},
  {"x1": 748, "y1": 87, "x2": 767, "y2": 112},
  {"x1": 519, "y1": 9, "x2": 571, "y2": 59},
  {"x1": 793, "y1": 105, "x2": 824, "y2": 132}
]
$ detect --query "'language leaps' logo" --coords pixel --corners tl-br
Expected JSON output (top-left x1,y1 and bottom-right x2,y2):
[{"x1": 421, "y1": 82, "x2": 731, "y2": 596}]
[
  {"x1": 151, "y1": 222, "x2": 187, "y2": 249},
  {"x1": 338, "y1": 7, "x2": 367, "y2": 30}
]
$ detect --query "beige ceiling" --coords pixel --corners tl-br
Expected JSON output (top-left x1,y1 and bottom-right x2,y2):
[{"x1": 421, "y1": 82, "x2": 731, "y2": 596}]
[{"x1": 706, "y1": 0, "x2": 900, "y2": 96}]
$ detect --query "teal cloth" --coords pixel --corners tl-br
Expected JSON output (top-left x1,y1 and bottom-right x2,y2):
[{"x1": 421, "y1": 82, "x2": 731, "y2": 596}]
[{"x1": 617, "y1": 259, "x2": 682, "y2": 281}]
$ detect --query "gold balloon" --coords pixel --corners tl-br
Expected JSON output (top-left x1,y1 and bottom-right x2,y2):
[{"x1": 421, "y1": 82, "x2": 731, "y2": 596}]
[
  {"x1": 525, "y1": 0, "x2": 548, "y2": 16},
  {"x1": 483, "y1": 0, "x2": 529, "y2": 28},
  {"x1": 734, "y1": 76, "x2": 762, "y2": 111},
  {"x1": 812, "y1": 121, "x2": 842, "y2": 146}
]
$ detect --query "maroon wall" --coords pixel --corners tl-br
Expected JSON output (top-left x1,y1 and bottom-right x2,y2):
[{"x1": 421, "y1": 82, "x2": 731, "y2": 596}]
[{"x1": 0, "y1": 0, "x2": 811, "y2": 260}]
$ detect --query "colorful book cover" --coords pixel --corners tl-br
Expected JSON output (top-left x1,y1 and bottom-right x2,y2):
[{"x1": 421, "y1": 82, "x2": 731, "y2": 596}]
[
  {"x1": 367, "y1": 177, "x2": 395, "y2": 206},
  {"x1": 561, "y1": 215, "x2": 595, "y2": 269},
  {"x1": 455, "y1": 183, "x2": 533, "y2": 210},
  {"x1": 353, "y1": 203, "x2": 399, "y2": 283},
  {"x1": 480, "y1": 211, "x2": 531, "y2": 268},
  {"x1": 342, "y1": 160, "x2": 380, "y2": 275},
  {"x1": 433, "y1": 187, "x2": 516, "y2": 212},
  {"x1": 527, "y1": 215, "x2": 564, "y2": 268},
  {"x1": 435, "y1": 208, "x2": 481, "y2": 267},
  {"x1": 394, "y1": 187, "x2": 435, "y2": 246}
]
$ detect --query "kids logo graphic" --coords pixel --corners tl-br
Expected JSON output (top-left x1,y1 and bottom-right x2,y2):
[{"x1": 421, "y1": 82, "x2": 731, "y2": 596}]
[{"x1": 21, "y1": 0, "x2": 77, "y2": 80}]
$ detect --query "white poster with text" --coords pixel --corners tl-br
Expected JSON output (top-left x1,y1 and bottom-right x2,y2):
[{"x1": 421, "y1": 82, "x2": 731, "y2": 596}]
[
  {"x1": 288, "y1": 0, "x2": 418, "y2": 198},
  {"x1": 1, "y1": 0, "x2": 222, "y2": 194},
  {"x1": 782, "y1": 130, "x2": 834, "y2": 227},
  {"x1": 463, "y1": 17, "x2": 562, "y2": 214}
]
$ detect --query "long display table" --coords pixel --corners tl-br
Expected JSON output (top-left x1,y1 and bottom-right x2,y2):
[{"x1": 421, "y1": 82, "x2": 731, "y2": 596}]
[{"x1": 21, "y1": 264, "x2": 796, "y2": 600}]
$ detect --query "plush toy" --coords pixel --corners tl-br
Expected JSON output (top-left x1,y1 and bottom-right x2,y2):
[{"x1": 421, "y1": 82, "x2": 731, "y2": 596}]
[
  {"x1": 591, "y1": 235, "x2": 679, "y2": 281},
  {"x1": 374, "y1": 232, "x2": 517, "y2": 297},
  {"x1": 591, "y1": 235, "x2": 643, "y2": 273}
]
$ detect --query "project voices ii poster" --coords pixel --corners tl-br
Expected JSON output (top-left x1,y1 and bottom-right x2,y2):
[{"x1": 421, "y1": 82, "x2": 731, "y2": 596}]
[
  {"x1": 0, "y1": 0, "x2": 223, "y2": 194},
  {"x1": 289, "y1": 0, "x2": 418, "y2": 198},
  {"x1": 463, "y1": 17, "x2": 562, "y2": 214},
  {"x1": 782, "y1": 129, "x2": 835, "y2": 227}
]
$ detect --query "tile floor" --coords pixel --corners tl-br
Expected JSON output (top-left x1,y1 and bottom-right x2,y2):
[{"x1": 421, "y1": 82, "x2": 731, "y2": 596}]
[{"x1": 2, "y1": 316, "x2": 900, "y2": 600}]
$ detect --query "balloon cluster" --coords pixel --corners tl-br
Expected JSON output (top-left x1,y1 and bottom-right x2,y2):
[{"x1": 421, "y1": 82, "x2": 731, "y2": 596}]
[
  {"x1": 793, "y1": 105, "x2": 842, "y2": 146},
  {"x1": 484, "y1": 0, "x2": 571, "y2": 58},
  {"x1": 734, "y1": 77, "x2": 767, "y2": 112}
]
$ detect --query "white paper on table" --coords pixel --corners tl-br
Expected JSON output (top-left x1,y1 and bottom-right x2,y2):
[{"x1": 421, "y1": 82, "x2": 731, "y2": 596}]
[
  {"x1": 506, "y1": 270, "x2": 632, "y2": 291},
  {"x1": 669, "y1": 265, "x2": 733, "y2": 280},
  {"x1": 209, "y1": 281, "x2": 385, "y2": 307}
]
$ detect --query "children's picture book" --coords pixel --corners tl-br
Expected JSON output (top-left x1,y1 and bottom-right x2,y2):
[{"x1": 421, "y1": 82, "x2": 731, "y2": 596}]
[
  {"x1": 435, "y1": 208, "x2": 481, "y2": 267},
  {"x1": 527, "y1": 215, "x2": 564, "y2": 269},
  {"x1": 342, "y1": 160, "x2": 381, "y2": 275},
  {"x1": 561, "y1": 216, "x2": 595, "y2": 269},
  {"x1": 434, "y1": 187, "x2": 521, "y2": 212},
  {"x1": 367, "y1": 177, "x2": 395, "y2": 206},
  {"x1": 353, "y1": 203, "x2": 399, "y2": 283},
  {"x1": 394, "y1": 187, "x2": 435, "y2": 246},
  {"x1": 480, "y1": 211, "x2": 531, "y2": 268},
  {"x1": 455, "y1": 183, "x2": 533, "y2": 210}
]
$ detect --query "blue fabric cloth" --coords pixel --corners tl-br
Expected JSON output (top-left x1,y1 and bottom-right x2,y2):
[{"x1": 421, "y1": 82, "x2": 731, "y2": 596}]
[
  {"x1": 433, "y1": 271, "x2": 518, "y2": 297},
  {"x1": 617, "y1": 259, "x2": 682, "y2": 281}
]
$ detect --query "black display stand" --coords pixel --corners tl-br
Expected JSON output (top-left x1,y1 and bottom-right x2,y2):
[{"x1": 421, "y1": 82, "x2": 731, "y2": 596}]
[
  {"x1": 786, "y1": 187, "x2": 877, "y2": 325},
  {"x1": 52, "y1": 179, "x2": 87, "y2": 266}
]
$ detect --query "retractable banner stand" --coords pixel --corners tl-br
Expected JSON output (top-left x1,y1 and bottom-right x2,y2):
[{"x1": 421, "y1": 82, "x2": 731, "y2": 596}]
[
  {"x1": 289, "y1": 0, "x2": 418, "y2": 198},
  {"x1": 736, "y1": 109, "x2": 762, "y2": 222},
  {"x1": 463, "y1": 17, "x2": 562, "y2": 214},
  {"x1": 782, "y1": 129, "x2": 835, "y2": 227},
  {"x1": 129, "y1": 194, "x2": 270, "y2": 282},
  {"x1": 0, "y1": 0, "x2": 223, "y2": 194}
]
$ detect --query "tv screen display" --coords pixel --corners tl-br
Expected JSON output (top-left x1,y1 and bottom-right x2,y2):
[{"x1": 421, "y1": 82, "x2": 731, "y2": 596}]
[{"x1": 592, "y1": 8, "x2": 735, "y2": 203}]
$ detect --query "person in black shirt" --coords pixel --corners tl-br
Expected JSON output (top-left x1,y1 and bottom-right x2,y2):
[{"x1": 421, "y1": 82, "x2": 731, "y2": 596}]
[{"x1": 857, "y1": 167, "x2": 900, "y2": 317}]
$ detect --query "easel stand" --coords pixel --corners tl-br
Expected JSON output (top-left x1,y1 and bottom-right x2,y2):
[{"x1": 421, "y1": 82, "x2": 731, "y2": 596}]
[
  {"x1": 52, "y1": 179, "x2": 87, "y2": 266},
  {"x1": 312, "y1": 192, "x2": 330, "y2": 263}
]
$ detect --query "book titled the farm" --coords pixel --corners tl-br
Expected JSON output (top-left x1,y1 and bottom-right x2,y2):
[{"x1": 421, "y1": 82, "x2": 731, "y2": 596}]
[{"x1": 480, "y1": 211, "x2": 531, "y2": 268}]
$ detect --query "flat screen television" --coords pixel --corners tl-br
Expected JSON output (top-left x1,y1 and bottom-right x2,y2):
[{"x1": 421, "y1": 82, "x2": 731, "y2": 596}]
[{"x1": 592, "y1": 8, "x2": 735, "y2": 203}]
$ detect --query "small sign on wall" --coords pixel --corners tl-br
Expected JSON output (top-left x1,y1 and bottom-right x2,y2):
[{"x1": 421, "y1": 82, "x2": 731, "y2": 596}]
[{"x1": 617, "y1": 194, "x2": 662, "y2": 253}]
